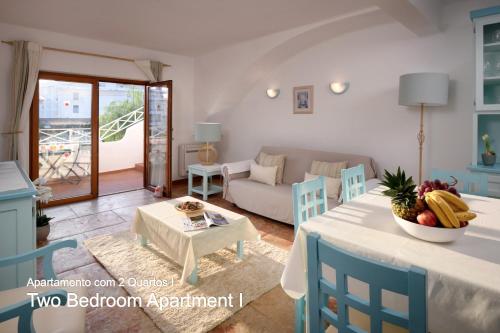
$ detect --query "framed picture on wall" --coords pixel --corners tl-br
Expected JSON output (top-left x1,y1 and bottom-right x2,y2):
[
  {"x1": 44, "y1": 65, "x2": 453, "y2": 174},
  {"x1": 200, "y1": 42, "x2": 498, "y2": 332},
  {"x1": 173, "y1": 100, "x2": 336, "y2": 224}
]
[{"x1": 293, "y1": 85, "x2": 314, "y2": 114}]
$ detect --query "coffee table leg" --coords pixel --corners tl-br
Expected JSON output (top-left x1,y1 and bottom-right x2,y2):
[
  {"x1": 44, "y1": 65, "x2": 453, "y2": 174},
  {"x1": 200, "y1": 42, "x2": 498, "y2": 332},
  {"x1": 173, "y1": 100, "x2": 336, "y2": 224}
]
[
  {"x1": 140, "y1": 235, "x2": 148, "y2": 247},
  {"x1": 188, "y1": 169, "x2": 193, "y2": 196},
  {"x1": 188, "y1": 261, "x2": 198, "y2": 284},
  {"x1": 237, "y1": 241, "x2": 244, "y2": 259},
  {"x1": 202, "y1": 173, "x2": 208, "y2": 201}
]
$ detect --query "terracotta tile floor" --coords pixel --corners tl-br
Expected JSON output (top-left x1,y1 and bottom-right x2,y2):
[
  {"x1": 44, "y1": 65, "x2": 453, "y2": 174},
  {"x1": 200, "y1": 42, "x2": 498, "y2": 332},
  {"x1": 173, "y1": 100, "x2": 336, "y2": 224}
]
[
  {"x1": 43, "y1": 179, "x2": 295, "y2": 333},
  {"x1": 46, "y1": 168, "x2": 144, "y2": 200}
]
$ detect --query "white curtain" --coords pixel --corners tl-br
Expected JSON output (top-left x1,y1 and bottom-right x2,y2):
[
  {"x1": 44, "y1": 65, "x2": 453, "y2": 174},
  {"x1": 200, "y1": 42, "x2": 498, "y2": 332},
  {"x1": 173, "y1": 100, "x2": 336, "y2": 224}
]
[
  {"x1": 9, "y1": 41, "x2": 42, "y2": 169},
  {"x1": 134, "y1": 60, "x2": 162, "y2": 82}
]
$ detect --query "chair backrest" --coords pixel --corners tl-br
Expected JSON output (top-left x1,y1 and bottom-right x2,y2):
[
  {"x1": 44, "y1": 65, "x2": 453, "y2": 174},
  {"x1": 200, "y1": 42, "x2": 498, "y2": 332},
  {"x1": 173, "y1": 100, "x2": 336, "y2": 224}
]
[
  {"x1": 430, "y1": 169, "x2": 488, "y2": 196},
  {"x1": 292, "y1": 176, "x2": 327, "y2": 234},
  {"x1": 306, "y1": 233, "x2": 427, "y2": 333},
  {"x1": 341, "y1": 164, "x2": 366, "y2": 203}
]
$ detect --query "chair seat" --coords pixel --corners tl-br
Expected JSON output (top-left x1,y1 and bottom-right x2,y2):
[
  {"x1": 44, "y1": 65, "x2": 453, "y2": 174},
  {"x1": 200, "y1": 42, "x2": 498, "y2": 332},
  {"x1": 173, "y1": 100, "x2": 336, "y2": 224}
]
[{"x1": 0, "y1": 283, "x2": 87, "y2": 333}]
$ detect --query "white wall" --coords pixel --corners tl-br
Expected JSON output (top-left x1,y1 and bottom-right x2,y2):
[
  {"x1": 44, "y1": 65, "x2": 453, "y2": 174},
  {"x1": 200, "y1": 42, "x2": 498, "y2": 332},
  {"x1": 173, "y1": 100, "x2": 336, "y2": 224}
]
[
  {"x1": 99, "y1": 121, "x2": 144, "y2": 173},
  {"x1": 194, "y1": 0, "x2": 498, "y2": 181},
  {"x1": 0, "y1": 22, "x2": 194, "y2": 180}
]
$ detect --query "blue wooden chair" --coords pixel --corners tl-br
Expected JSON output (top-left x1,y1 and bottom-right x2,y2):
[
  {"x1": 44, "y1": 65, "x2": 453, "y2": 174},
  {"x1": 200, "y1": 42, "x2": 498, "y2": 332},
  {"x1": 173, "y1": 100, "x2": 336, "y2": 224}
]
[
  {"x1": 0, "y1": 239, "x2": 84, "y2": 333},
  {"x1": 306, "y1": 233, "x2": 427, "y2": 333},
  {"x1": 341, "y1": 164, "x2": 366, "y2": 203},
  {"x1": 431, "y1": 169, "x2": 488, "y2": 196},
  {"x1": 292, "y1": 176, "x2": 328, "y2": 333}
]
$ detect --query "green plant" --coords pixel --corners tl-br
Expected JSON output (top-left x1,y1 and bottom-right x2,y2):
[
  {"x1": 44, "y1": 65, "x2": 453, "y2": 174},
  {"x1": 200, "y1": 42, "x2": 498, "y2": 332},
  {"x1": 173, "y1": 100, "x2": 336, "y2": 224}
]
[
  {"x1": 482, "y1": 134, "x2": 495, "y2": 155},
  {"x1": 36, "y1": 204, "x2": 53, "y2": 227},
  {"x1": 99, "y1": 87, "x2": 144, "y2": 142}
]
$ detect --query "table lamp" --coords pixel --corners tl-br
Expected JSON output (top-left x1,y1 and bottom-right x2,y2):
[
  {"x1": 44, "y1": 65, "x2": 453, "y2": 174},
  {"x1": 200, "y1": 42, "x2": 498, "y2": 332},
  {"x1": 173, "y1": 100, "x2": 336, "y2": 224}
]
[
  {"x1": 194, "y1": 122, "x2": 221, "y2": 165},
  {"x1": 399, "y1": 72, "x2": 449, "y2": 184}
]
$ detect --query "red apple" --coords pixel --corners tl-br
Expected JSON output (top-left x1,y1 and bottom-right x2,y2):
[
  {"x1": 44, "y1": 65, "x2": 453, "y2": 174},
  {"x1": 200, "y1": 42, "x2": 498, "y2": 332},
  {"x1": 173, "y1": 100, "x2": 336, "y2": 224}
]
[{"x1": 417, "y1": 210, "x2": 437, "y2": 227}]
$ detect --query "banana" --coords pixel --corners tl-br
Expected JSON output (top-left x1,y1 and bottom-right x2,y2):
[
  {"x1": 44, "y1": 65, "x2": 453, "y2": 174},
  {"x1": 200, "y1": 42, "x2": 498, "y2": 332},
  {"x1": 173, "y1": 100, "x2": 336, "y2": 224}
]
[
  {"x1": 425, "y1": 194, "x2": 454, "y2": 228},
  {"x1": 430, "y1": 193, "x2": 461, "y2": 228},
  {"x1": 454, "y1": 211, "x2": 477, "y2": 222},
  {"x1": 432, "y1": 190, "x2": 469, "y2": 212}
]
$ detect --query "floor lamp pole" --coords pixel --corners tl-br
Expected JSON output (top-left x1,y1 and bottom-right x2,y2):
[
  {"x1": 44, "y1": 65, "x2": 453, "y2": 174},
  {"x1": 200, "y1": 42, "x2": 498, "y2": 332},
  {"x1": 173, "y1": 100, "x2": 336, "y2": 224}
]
[{"x1": 417, "y1": 103, "x2": 425, "y2": 185}]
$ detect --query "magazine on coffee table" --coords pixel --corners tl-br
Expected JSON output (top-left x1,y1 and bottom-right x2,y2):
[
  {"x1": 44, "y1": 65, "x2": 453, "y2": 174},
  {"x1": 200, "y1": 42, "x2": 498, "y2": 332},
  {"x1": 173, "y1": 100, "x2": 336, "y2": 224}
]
[{"x1": 183, "y1": 211, "x2": 229, "y2": 231}]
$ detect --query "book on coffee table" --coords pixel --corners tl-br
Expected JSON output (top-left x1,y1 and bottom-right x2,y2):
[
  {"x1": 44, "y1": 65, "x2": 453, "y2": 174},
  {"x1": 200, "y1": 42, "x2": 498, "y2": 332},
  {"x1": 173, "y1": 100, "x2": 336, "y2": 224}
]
[{"x1": 183, "y1": 211, "x2": 229, "y2": 231}]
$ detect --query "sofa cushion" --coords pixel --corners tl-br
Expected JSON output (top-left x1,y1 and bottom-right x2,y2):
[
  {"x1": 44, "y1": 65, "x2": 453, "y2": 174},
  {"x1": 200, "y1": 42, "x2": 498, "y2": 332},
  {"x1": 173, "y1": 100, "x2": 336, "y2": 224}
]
[
  {"x1": 249, "y1": 162, "x2": 277, "y2": 186},
  {"x1": 304, "y1": 172, "x2": 342, "y2": 200},
  {"x1": 310, "y1": 160, "x2": 347, "y2": 178},
  {"x1": 257, "y1": 152, "x2": 286, "y2": 184},
  {"x1": 228, "y1": 178, "x2": 293, "y2": 223},
  {"x1": 258, "y1": 146, "x2": 377, "y2": 184},
  {"x1": 227, "y1": 177, "x2": 338, "y2": 224}
]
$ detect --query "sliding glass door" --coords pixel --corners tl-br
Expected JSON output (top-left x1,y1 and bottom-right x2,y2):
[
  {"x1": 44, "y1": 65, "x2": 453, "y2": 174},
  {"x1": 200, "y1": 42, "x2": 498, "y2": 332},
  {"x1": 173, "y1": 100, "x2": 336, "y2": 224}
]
[
  {"x1": 31, "y1": 73, "x2": 173, "y2": 205},
  {"x1": 31, "y1": 74, "x2": 98, "y2": 204},
  {"x1": 145, "y1": 81, "x2": 173, "y2": 197}
]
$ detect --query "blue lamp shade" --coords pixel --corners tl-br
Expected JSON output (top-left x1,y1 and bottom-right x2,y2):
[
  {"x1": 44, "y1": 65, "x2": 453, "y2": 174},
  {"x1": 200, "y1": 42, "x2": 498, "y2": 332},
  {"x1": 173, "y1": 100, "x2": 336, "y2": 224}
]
[
  {"x1": 194, "y1": 122, "x2": 221, "y2": 142},
  {"x1": 399, "y1": 73, "x2": 449, "y2": 106}
]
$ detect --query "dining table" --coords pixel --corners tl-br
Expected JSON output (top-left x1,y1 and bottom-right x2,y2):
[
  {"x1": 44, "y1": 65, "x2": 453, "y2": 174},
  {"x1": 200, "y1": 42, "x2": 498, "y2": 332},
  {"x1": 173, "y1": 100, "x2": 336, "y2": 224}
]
[{"x1": 281, "y1": 186, "x2": 500, "y2": 333}]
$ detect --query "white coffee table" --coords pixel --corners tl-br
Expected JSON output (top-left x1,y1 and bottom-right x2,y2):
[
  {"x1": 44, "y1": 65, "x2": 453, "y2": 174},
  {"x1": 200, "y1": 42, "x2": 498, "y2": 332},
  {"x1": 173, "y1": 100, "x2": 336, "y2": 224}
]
[{"x1": 132, "y1": 196, "x2": 260, "y2": 284}]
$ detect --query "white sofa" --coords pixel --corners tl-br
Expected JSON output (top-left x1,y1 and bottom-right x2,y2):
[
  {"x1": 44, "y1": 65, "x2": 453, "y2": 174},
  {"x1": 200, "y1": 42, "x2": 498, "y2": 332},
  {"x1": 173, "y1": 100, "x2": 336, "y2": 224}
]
[{"x1": 222, "y1": 146, "x2": 378, "y2": 225}]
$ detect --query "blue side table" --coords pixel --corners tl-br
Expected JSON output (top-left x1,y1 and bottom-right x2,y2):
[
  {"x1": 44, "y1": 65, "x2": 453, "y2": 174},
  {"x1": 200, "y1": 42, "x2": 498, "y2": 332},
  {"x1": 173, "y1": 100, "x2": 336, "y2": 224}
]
[{"x1": 188, "y1": 163, "x2": 223, "y2": 201}]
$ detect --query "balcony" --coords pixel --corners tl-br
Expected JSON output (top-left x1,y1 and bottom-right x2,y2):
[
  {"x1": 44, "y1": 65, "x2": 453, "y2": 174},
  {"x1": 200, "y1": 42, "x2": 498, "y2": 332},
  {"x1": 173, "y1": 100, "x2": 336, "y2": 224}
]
[{"x1": 39, "y1": 107, "x2": 144, "y2": 200}]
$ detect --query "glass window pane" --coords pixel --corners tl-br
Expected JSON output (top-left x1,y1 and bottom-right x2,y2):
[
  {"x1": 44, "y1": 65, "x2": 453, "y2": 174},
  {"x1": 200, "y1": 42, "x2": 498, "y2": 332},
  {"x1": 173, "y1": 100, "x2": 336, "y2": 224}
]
[
  {"x1": 98, "y1": 82, "x2": 145, "y2": 195},
  {"x1": 483, "y1": 22, "x2": 500, "y2": 105},
  {"x1": 147, "y1": 86, "x2": 168, "y2": 189},
  {"x1": 38, "y1": 79, "x2": 92, "y2": 200}
]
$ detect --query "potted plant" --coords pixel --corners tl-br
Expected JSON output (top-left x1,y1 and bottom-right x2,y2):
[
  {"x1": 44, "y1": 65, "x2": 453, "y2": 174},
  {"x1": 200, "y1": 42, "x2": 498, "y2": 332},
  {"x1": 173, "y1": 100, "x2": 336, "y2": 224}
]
[
  {"x1": 34, "y1": 178, "x2": 53, "y2": 242},
  {"x1": 482, "y1": 134, "x2": 496, "y2": 166},
  {"x1": 36, "y1": 207, "x2": 53, "y2": 241}
]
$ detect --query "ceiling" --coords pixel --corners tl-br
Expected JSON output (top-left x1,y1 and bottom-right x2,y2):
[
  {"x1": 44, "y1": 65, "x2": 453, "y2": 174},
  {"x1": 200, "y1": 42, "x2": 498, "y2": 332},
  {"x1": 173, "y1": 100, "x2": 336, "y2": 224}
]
[{"x1": 0, "y1": 0, "x2": 377, "y2": 56}]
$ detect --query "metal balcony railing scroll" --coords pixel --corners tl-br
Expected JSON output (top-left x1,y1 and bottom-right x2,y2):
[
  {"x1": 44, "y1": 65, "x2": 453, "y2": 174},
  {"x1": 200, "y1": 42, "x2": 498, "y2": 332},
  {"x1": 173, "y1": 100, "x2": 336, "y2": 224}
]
[
  {"x1": 99, "y1": 106, "x2": 144, "y2": 141},
  {"x1": 39, "y1": 106, "x2": 145, "y2": 146}
]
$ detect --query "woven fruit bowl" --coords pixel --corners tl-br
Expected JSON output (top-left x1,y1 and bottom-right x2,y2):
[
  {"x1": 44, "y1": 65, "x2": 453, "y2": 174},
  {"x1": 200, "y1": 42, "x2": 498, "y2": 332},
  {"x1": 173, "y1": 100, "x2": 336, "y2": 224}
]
[{"x1": 392, "y1": 213, "x2": 467, "y2": 243}]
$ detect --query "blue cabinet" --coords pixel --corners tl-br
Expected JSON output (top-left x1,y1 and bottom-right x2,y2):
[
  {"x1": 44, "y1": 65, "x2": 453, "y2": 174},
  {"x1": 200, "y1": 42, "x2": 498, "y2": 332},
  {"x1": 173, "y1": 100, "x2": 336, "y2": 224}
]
[
  {"x1": 0, "y1": 161, "x2": 37, "y2": 291},
  {"x1": 470, "y1": 6, "x2": 500, "y2": 196}
]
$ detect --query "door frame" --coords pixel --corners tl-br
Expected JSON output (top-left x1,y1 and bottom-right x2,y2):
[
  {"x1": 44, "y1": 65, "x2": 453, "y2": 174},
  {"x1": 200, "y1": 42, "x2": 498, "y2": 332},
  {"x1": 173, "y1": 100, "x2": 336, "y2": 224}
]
[
  {"x1": 30, "y1": 71, "x2": 151, "y2": 207},
  {"x1": 144, "y1": 80, "x2": 173, "y2": 198}
]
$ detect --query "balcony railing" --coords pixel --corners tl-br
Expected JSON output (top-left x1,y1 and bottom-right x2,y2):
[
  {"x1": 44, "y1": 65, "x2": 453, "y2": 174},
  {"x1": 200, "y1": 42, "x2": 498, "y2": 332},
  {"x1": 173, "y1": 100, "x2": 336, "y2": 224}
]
[
  {"x1": 39, "y1": 106, "x2": 144, "y2": 145},
  {"x1": 99, "y1": 106, "x2": 144, "y2": 141}
]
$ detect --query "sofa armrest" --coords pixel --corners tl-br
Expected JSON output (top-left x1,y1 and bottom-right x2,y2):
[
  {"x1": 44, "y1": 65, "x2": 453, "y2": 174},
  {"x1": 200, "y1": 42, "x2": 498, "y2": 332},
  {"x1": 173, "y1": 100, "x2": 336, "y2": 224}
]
[
  {"x1": 0, "y1": 289, "x2": 67, "y2": 333},
  {"x1": 221, "y1": 160, "x2": 253, "y2": 176},
  {"x1": 221, "y1": 160, "x2": 253, "y2": 198}
]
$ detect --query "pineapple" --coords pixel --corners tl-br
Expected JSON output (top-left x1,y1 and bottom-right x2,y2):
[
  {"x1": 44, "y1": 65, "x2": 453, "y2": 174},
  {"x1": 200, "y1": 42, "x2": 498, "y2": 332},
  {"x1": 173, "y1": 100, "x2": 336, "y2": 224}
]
[{"x1": 380, "y1": 167, "x2": 424, "y2": 222}]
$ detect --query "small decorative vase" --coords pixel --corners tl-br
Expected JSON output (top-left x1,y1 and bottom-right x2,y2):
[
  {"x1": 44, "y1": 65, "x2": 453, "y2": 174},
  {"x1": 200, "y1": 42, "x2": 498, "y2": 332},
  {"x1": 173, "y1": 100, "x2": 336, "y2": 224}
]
[
  {"x1": 37, "y1": 224, "x2": 50, "y2": 242},
  {"x1": 482, "y1": 153, "x2": 497, "y2": 166}
]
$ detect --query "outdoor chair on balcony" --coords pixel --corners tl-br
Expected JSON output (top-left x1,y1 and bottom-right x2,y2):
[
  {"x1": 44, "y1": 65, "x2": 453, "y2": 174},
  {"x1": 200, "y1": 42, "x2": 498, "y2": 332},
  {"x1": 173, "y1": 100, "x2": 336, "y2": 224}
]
[
  {"x1": 63, "y1": 143, "x2": 91, "y2": 184},
  {"x1": 0, "y1": 240, "x2": 86, "y2": 333}
]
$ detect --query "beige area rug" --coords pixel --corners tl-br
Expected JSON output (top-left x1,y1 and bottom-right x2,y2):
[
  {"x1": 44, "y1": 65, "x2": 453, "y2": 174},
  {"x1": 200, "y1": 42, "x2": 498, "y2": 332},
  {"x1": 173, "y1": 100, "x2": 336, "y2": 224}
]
[{"x1": 84, "y1": 232, "x2": 288, "y2": 333}]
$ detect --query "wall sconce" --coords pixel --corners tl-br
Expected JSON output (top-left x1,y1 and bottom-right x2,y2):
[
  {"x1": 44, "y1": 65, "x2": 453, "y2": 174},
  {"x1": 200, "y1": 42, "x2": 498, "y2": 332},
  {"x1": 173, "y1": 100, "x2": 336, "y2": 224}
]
[
  {"x1": 329, "y1": 81, "x2": 350, "y2": 95},
  {"x1": 266, "y1": 88, "x2": 280, "y2": 99}
]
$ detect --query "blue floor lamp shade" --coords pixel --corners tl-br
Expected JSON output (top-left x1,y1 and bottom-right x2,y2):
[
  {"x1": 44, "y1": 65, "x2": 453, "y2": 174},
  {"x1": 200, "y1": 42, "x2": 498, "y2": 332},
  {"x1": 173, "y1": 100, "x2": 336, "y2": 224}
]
[
  {"x1": 399, "y1": 73, "x2": 449, "y2": 184},
  {"x1": 195, "y1": 122, "x2": 221, "y2": 165}
]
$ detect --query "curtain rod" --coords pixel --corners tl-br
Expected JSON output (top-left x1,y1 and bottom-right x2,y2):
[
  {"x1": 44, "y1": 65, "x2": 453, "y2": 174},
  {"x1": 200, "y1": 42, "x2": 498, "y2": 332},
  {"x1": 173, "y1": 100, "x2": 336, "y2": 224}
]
[{"x1": 1, "y1": 40, "x2": 171, "y2": 67}]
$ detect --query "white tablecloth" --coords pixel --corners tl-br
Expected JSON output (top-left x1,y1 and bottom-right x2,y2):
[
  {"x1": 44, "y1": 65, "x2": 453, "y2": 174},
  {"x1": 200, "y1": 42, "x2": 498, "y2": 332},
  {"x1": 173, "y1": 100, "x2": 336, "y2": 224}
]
[
  {"x1": 133, "y1": 196, "x2": 260, "y2": 283},
  {"x1": 281, "y1": 186, "x2": 500, "y2": 333}
]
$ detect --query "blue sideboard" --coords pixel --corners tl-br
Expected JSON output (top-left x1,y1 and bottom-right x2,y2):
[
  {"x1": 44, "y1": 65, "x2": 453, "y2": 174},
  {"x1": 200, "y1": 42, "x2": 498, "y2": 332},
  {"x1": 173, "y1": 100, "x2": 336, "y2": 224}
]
[
  {"x1": 0, "y1": 161, "x2": 37, "y2": 291},
  {"x1": 470, "y1": 6, "x2": 500, "y2": 197}
]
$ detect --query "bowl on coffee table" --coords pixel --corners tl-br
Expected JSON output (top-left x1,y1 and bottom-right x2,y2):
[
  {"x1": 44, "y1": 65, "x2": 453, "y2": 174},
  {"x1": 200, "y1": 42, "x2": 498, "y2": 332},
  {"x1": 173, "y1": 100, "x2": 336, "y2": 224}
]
[{"x1": 175, "y1": 201, "x2": 204, "y2": 215}]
